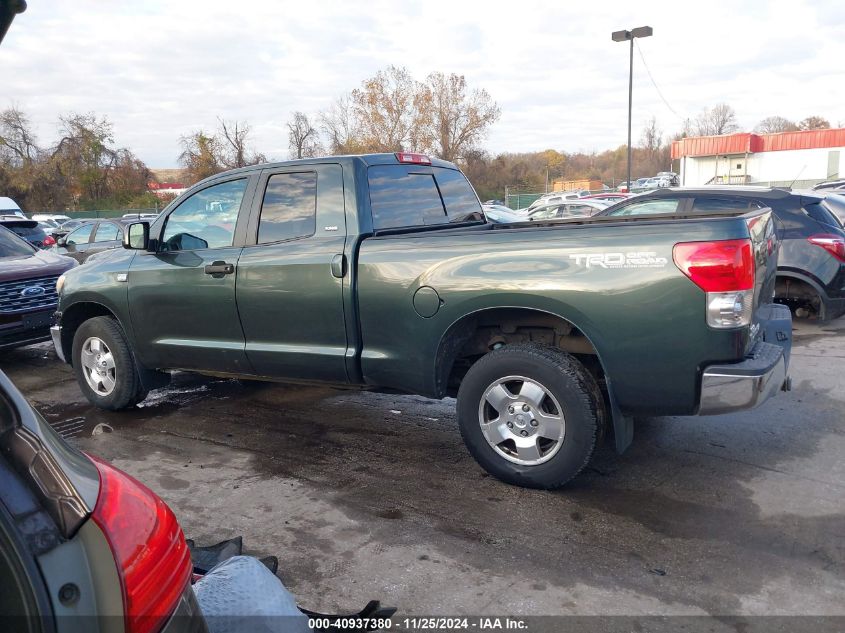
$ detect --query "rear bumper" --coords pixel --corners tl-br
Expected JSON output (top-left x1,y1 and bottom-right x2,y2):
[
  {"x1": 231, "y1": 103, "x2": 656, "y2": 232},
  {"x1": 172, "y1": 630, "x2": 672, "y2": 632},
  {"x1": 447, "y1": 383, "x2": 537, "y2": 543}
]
[{"x1": 698, "y1": 304, "x2": 792, "y2": 416}]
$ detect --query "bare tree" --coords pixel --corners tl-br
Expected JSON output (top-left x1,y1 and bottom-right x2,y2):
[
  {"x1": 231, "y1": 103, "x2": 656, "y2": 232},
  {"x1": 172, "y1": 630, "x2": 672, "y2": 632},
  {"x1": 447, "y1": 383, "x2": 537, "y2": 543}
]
[
  {"x1": 754, "y1": 116, "x2": 798, "y2": 134},
  {"x1": 287, "y1": 111, "x2": 322, "y2": 159},
  {"x1": 798, "y1": 115, "x2": 831, "y2": 131},
  {"x1": 218, "y1": 118, "x2": 266, "y2": 168},
  {"x1": 320, "y1": 95, "x2": 362, "y2": 154},
  {"x1": 419, "y1": 72, "x2": 500, "y2": 161},
  {"x1": 0, "y1": 107, "x2": 40, "y2": 165},
  {"x1": 640, "y1": 116, "x2": 662, "y2": 153},
  {"x1": 693, "y1": 103, "x2": 739, "y2": 136}
]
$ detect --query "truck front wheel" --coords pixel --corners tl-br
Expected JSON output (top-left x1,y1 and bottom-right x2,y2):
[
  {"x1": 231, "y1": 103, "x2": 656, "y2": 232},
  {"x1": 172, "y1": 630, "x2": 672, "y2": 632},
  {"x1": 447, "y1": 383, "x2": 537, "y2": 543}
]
[
  {"x1": 72, "y1": 316, "x2": 148, "y2": 410},
  {"x1": 456, "y1": 343, "x2": 601, "y2": 489}
]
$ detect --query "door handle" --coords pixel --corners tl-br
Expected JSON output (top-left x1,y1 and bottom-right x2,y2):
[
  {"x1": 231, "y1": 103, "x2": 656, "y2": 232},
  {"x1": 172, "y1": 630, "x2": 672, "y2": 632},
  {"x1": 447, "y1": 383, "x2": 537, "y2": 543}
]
[
  {"x1": 204, "y1": 261, "x2": 235, "y2": 278},
  {"x1": 330, "y1": 254, "x2": 346, "y2": 278}
]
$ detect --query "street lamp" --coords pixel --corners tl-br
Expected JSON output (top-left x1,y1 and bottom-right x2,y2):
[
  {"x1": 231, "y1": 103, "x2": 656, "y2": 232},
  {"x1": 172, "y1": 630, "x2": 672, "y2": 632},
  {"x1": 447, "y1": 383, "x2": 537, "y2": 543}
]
[{"x1": 612, "y1": 25, "x2": 653, "y2": 192}]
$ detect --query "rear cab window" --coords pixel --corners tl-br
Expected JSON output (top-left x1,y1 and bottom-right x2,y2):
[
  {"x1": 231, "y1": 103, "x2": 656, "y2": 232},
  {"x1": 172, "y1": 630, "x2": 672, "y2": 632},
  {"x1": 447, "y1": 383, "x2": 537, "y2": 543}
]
[{"x1": 368, "y1": 165, "x2": 483, "y2": 231}]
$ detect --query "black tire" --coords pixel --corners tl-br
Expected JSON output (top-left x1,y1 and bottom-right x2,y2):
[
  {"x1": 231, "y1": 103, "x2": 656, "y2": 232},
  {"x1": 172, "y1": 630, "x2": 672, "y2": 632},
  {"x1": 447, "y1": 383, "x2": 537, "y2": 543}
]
[
  {"x1": 456, "y1": 343, "x2": 603, "y2": 489},
  {"x1": 72, "y1": 316, "x2": 148, "y2": 410}
]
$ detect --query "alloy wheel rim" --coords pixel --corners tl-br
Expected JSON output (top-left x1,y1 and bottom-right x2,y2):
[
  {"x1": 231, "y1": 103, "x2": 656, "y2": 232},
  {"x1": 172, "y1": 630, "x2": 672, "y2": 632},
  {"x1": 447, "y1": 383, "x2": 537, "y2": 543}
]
[
  {"x1": 477, "y1": 375, "x2": 566, "y2": 466},
  {"x1": 80, "y1": 336, "x2": 117, "y2": 396}
]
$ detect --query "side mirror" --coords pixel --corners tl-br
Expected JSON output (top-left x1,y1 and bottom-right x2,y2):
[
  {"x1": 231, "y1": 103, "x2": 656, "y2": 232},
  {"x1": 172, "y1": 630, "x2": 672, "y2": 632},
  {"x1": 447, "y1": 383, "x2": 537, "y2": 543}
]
[
  {"x1": 56, "y1": 236, "x2": 67, "y2": 247},
  {"x1": 124, "y1": 222, "x2": 150, "y2": 250}
]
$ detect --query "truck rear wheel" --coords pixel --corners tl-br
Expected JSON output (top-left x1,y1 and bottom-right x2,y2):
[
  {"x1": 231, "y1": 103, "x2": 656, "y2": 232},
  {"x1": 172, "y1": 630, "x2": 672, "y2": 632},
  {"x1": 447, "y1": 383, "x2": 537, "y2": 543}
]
[
  {"x1": 456, "y1": 343, "x2": 600, "y2": 489},
  {"x1": 72, "y1": 316, "x2": 148, "y2": 410}
]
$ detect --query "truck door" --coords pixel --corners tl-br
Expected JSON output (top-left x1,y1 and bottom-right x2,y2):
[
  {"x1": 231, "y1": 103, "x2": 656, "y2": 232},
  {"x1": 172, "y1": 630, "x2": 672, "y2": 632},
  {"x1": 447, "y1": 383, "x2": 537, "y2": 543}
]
[
  {"x1": 236, "y1": 163, "x2": 349, "y2": 381},
  {"x1": 127, "y1": 176, "x2": 257, "y2": 374}
]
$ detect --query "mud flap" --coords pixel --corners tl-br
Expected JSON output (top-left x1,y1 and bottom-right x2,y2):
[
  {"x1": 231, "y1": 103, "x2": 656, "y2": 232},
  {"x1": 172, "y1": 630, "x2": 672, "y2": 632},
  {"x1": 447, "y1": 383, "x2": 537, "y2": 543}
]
[{"x1": 607, "y1": 380, "x2": 633, "y2": 454}]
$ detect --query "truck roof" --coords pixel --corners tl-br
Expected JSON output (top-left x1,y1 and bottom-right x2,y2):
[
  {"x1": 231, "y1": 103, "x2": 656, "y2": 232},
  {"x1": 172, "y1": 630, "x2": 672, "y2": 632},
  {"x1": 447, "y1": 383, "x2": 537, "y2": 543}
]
[{"x1": 191, "y1": 153, "x2": 458, "y2": 190}]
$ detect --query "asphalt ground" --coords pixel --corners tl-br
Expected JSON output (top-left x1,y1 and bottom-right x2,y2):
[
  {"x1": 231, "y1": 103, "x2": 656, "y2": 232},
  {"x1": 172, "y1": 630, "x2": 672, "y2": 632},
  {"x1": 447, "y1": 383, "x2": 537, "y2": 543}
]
[{"x1": 2, "y1": 316, "x2": 843, "y2": 623}]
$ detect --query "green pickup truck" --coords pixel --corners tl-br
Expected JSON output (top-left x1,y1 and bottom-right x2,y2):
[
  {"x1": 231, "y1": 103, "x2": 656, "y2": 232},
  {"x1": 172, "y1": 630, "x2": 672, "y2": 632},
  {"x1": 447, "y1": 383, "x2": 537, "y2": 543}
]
[{"x1": 50, "y1": 153, "x2": 792, "y2": 489}]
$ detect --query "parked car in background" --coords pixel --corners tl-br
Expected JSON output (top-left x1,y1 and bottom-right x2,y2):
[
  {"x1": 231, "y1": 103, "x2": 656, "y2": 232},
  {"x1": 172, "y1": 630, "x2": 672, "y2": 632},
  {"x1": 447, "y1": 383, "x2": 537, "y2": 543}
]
[
  {"x1": 811, "y1": 179, "x2": 845, "y2": 192},
  {"x1": 0, "y1": 196, "x2": 25, "y2": 217},
  {"x1": 582, "y1": 193, "x2": 630, "y2": 203},
  {"x1": 524, "y1": 191, "x2": 590, "y2": 213},
  {"x1": 49, "y1": 218, "x2": 95, "y2": 241},
  {"x1": 0, "y1": 226, "x2": 76, "y2": 350},
  {"x1": 483, "y1": 199, "x2": 506, "y2": 206},
  {"x1": 55, "y1": 219, "x2": 129, "y2": 263},
  {"x1": 527, "y1": 199, "x2": 610, "y2": 221},
  {"x1": 482, "y1": 204, "x2": 526, "y2": 224},
  {"x1": 0, "y1": 216, "x2": 54, "y2": 248},
  {"x1": 597, "y1": 187, "x2": 845, "y2": 321},
  {"x1": 122, "y1": 212, "x2": 159, "y2": 221},
  {"x1": 31, "y1": 213, "x2": 71, "y2": 225},
  {"x1": 656, "y1": 171, "x2": 680, "y2": 186}
]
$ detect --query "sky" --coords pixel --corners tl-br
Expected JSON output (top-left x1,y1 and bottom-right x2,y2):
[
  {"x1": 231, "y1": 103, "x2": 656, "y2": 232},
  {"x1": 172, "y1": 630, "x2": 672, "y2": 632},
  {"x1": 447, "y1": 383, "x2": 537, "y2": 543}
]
[{"x1": 1, "y1": 0, "x2": 844, "y2": 168}]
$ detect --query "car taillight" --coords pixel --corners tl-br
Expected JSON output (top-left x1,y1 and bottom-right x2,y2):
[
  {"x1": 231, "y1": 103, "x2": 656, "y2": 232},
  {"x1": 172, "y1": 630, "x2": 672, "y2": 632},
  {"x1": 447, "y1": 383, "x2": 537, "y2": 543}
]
[
  {"x1": 43, "y1": 235, "x2": 56, "y2": 246},
  {"x1": 89, "y1": 455, "x2": 191, "y2": 633},
  {"x1": 673, "y1": 239, "x2": 755, "y2": 329},
  {"x1": 808, "y1": 234, "x2": 845, "y2": 262},
  {"x1": 395, "y1": 152, "x2": 432, "y2": 165}
]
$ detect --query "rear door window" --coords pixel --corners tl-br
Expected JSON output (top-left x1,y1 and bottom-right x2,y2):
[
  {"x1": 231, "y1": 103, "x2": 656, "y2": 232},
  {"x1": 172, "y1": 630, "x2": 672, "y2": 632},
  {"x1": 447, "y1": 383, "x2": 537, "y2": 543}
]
[
  {"x1": 368, "y1": 165, "x2": 482, "y2": 230},
  {"x1": 257, "y1": 172, "x2": 317, "y2": 243},
  {"x1": 607, "y1": 198, "x2": 681, "y2": 216}
]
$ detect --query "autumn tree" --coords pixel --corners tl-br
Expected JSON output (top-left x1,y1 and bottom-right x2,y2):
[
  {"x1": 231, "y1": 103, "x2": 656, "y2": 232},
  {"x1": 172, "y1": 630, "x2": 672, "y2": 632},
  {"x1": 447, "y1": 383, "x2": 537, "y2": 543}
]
[
  {"x1": 419, "y1": 72, "x2": 500, "y2": 161},
  {"x1": 286, "y1": 111, "x2": 322, "y2": 159},
  {"x1": 350, "y1": 65, "x2": 428, "y2": 152},
  {"x1": 798, "y1": 115, "x2": 831, "y2": 131},
  {"x1": 754, "y1": 116, "x2": 798, "y2": 133},
  {"x1": 693, "y1": 103, "x2": 739, "y2": 136},
  {"x1": 178, "y1": 131, "x2": 223, "y2": 184}
]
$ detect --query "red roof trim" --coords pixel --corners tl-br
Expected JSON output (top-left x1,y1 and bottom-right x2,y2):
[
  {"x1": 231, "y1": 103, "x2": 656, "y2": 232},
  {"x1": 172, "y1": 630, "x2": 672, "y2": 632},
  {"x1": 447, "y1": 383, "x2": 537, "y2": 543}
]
[{"x1": 671, "y1": 128, "x2": 845, "y2": 159}]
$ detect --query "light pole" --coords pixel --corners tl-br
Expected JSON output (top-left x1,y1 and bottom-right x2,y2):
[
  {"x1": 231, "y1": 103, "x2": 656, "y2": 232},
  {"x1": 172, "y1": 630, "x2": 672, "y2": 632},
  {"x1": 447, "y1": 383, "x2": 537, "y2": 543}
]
[{"x1": 612, "y1": 26, "x2": 652, "y2": 192}]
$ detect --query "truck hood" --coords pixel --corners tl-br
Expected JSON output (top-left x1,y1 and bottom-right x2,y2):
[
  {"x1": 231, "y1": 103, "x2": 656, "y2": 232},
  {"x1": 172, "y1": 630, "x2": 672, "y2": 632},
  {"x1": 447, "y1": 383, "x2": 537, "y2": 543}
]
[{"x1": 0, "y1": 249, "x2": 77, "y2": 282}]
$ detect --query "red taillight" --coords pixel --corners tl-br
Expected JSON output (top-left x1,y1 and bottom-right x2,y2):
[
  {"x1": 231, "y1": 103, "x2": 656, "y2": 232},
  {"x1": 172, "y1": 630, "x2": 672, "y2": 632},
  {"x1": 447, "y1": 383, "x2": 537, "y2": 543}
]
[
  {"x1": 673, "y1": 239, "x2": 754, "y2": 292},
  {"x1": 43, "y1": 235, "x2": 56, "y2": 246},
  {"x1": 89, "y1": 455, "x2": 192, "y2": 633},
  {"x1": 395, "y1": 152, "x2": 432, "y2": 165},
  {"x1": 808, "y1": 233, "x2": 845, "y2": 262}
]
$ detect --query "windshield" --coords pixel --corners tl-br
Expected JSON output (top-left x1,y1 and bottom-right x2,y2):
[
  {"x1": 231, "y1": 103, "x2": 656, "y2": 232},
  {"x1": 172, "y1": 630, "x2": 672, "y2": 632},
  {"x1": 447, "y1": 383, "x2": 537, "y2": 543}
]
[{"x1": 0, "y1": 226, "x2": 36, "y2": 258}]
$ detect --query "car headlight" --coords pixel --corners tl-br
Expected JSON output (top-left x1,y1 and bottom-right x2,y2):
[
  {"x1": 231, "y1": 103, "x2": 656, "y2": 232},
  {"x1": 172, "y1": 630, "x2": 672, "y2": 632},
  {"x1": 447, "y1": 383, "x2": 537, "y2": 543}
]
[{"x1": 56, "y1": 274, "x2": 66, "y2": 295}]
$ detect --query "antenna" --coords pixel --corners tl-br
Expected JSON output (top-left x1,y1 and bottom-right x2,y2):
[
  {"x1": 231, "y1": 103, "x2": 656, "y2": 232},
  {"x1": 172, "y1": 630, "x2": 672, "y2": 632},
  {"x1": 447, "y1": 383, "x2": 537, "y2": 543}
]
[{"x1": 788, "y1": 165, "x2": 807, "y2": 188}]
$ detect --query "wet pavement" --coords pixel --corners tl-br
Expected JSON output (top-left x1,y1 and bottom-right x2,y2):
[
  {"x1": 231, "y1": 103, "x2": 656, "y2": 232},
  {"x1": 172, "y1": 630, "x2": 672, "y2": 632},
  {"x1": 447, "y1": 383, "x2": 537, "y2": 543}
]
[{"x1": 2, "y1": 317, "x2": 843, "y2": 617}]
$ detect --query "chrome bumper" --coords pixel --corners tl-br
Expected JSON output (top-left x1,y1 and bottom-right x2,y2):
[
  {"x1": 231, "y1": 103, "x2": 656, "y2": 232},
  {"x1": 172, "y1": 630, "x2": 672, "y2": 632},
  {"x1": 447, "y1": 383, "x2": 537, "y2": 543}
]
[
  {"x1": 699, "y1": 341, "x2": 788, "y2": 415},
  {"x1": 50, "y1": 325, "x2": 65, "y2": 363}
]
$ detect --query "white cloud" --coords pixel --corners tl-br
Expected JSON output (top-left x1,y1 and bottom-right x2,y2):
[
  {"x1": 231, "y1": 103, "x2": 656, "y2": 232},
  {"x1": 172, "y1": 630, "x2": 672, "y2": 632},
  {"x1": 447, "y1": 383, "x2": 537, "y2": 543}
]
[{"x1": 1, "y1": 0, "x2": 843, "y2": 166}]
